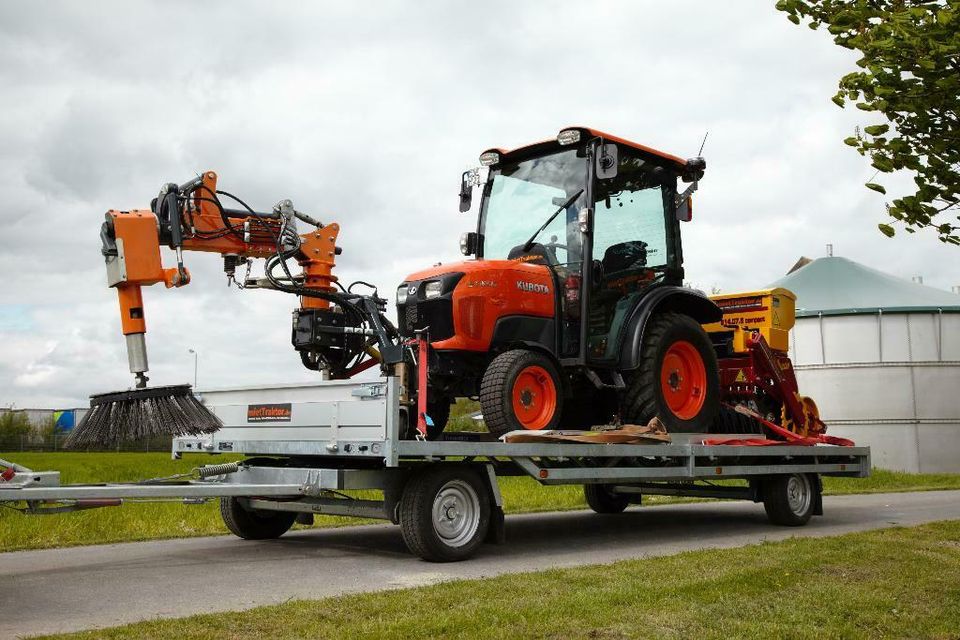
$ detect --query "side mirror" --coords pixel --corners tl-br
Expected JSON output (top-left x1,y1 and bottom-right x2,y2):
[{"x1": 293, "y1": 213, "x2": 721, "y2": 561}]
[
  {"x1": 596, "y1": 143, "x2": 618, "y2": 180},
  {"x1": 460, "y1": 231, "x2": 479, "y2": 256},
  {"x1": 676, "y1": 195, "x2": 693, "y2": 222},
  {"x1": 459, "y1": 171, "x2": 473, "y2": 213}
]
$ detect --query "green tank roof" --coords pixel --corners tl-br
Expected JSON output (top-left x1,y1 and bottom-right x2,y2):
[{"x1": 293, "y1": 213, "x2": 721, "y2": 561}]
[{"x1": 769, "y1": 256, "x2": 960, "y2": 317}]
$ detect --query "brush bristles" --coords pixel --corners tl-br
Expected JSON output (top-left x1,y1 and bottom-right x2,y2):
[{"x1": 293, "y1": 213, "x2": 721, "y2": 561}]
[{"x1": 65, "y1": 386, "x2": 222, "y2": 449}]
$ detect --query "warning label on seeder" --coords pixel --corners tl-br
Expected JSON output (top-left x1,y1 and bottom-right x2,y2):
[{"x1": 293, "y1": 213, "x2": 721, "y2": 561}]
[{"x1": 247, "y1": 403, "x2": 292, "y2": 423}]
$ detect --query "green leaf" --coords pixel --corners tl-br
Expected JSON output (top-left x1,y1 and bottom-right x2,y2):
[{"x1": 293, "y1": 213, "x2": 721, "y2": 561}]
[
  {"x1": 863, "y1": 124, "x2": 890, "y2": 136},
  {"x1": 866, "y1": 183, "x2": 887, "y2": 194},
  {"x1": 878, "y1": 223, "x2": 896, "y2": 238}
]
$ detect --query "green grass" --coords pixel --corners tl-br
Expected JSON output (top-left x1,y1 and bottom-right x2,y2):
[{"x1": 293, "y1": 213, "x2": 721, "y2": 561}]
[
  {"x1": 38, "y1": 520, "x2": 960, "y2": 639},
  {"x1": 446, "y1": 398, "x2": 484, "y2": 431},
  {"x1": 2, "y1": 451, "x2": 959, "y2": 553}
]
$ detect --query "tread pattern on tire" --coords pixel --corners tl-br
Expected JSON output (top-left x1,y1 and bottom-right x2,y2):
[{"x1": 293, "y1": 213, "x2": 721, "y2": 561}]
[
  {"x1": 479, "y1": 349, "x2": 562, "y2": 436},
  {"x1": 399, "y1": 466, "x2": 491, "y2": 562},
  {"x1": 622, "y1": 311, "x2": 720, "y2": 433},
  {"x1": 220, "y1": 497, "x2": 297, "y2": 540},
  {"x1": 711, "y1": 405, "x2": 764, "y2": 434}
]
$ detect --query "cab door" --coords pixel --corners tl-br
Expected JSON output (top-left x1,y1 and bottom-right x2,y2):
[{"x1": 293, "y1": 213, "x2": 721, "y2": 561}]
[{"x1": 586, "y1": 150, "x2": 680, "y2": 364}]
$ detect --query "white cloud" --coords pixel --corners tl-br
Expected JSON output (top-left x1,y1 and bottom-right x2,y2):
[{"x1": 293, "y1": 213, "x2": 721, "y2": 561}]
[{"x1": 0, "y1": 0, "x2": 957, "y2": 407}]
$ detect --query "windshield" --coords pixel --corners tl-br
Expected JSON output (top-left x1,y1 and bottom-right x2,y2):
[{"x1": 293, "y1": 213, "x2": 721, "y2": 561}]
[{"x1": 479, "y1": 149, "x2": 587, "y2": 265}]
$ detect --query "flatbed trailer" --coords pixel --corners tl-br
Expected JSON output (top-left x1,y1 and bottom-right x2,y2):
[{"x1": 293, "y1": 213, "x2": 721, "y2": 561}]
[{"x1": 0, "y1": 377, "x2": 870, "y2": 562}]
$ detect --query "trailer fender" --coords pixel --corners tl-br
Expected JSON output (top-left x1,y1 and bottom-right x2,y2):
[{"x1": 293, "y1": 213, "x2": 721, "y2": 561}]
[
  {"x1": 618, "y1": 286, "x2": 722, "y2": 370},
  {"x1": 812, "y1": 473, "x2": 824, "y2": 516}
]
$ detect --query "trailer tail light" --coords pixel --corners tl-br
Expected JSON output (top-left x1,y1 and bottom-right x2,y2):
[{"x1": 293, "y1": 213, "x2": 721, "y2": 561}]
[{"x1": 564, "y1": 274, "x2": 580, "y2": 306}]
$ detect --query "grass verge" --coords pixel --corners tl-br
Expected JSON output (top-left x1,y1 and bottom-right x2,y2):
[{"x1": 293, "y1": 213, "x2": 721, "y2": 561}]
[
  {"x1": 2, "y1": 451, "x2": 959, "y2": 553},
  {"x1": 37, "y1": 520, "x2": 960, "y2": 639}
]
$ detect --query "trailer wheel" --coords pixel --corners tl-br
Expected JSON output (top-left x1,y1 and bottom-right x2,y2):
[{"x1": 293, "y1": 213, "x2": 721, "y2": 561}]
[
  {"x1": 584, "y1": 484, "x2": 629, "y2": 514},
  {"x1": 220, "y1": 497, "x2": 297, "y2": 540},
  {"x1": 623, "y1": 312, "x2": 719, "y2": 433},
  {"x1": 400, "y1": 466, "x2": 491, "y2": 562},
  {"x1": 480, "y1": 349, "x2": 563, "y2": 436},
  {"x1": 762, "y1": 473, "x2": 816, "y2": 526}
]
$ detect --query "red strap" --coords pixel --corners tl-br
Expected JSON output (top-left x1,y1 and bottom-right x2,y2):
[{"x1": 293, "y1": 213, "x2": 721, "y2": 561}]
[{"x1": 705, "y1": 405, "x2": 855, "y2": 447}]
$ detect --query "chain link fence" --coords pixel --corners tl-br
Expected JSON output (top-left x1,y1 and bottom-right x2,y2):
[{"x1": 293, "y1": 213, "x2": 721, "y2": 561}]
[{"x1": 0, "y1": 434, "x2": 174, "y2": 453}]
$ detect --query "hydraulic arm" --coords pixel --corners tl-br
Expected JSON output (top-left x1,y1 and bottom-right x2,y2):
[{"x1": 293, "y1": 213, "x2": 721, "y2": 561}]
[{"x1": 99, "y1": 171, "x2": 399, "y2": 390}]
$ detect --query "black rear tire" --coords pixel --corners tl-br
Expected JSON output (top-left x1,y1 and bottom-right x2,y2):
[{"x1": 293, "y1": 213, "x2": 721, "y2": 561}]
[
  {"x1": 584, "y1": 484, "x2": 630, "y2": 514},
  {"x1": 622, "y1": 311, "x2": 720, "y2": 433},
  {"x1": 480, "y1": 349, "x2": 563, "y2": 437},
  {"x1": 399, "y1": 466, "x2": 491, "y2": 562},
  {"x1": 220, "y1": 497, "x2": 297, "y2": 540},
  {"x1": 762, "y1": 473, "x2": 816, "y2": 526}
]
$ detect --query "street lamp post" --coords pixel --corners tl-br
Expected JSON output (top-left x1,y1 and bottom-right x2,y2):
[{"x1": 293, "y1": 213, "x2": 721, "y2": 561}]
[{"x1": 188, "y1": 349, "x2": 198, "y2": 389}]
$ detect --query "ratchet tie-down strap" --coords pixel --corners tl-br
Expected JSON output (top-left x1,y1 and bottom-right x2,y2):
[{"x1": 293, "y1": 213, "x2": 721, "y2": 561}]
[{"x1": 703, "y1": 405, "x2": 854, "y2": 447}]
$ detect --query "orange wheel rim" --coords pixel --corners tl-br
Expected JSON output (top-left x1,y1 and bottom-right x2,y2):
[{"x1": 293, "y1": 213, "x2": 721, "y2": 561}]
[
  {"x1": 660, "y1": 340, "x2": 707, "y2": 420},
  {"x1": 511, "y1": 365, "x2": 557, "y2": 430}
]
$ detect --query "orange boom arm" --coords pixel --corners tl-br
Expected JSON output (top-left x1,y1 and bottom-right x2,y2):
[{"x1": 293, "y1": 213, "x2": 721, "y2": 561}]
[{"x1": 100, "y1": 170, "x2": 341, "y2": 388}]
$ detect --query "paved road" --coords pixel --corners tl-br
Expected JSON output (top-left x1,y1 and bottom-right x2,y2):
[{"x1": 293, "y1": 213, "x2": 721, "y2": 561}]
[{"x1": 3, "y1": 490, "x2": 959, "y2": 637}]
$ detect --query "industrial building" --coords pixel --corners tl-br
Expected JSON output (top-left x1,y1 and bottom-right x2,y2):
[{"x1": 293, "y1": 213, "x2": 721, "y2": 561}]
[{"x1": 772, "y1": 256, "x2": 960, "y2": 472}]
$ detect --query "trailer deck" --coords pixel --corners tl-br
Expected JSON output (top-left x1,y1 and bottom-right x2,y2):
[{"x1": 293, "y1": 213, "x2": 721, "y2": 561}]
[{"x1": 0, "y1": 377, "x2": 870, "y2": 561}]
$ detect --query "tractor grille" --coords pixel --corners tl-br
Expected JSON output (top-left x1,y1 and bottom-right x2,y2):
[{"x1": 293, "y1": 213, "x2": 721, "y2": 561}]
[
  {"x1": 406, "y1": 301, "x2": 418, "y2": 328},
  {"x1": 396, "y1": 273, "x2": 464, "y2": 341}
]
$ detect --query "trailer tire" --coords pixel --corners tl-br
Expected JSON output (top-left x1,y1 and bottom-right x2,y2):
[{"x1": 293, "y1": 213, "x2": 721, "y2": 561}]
[
  {"x1": 623, "y1": 312, "x2": 719, "y2": 433},
  {"x1": 762, "y1": 473, "x2": 816, "y2": 526},
  {"x1": 584, "y1": 484, "x2": 629, "y2": 514},
  {"x1": 400, "y1": 466, "x2": 491, "y2": 562},
  {"x1": 220, "y1": 497, "x2": 297, "y2": 540},
  {"x1": 480, "y1": 349, "x2": 563, "y2": 437}
]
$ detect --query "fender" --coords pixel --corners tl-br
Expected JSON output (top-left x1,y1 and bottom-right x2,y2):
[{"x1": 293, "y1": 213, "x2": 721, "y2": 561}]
[{"x1": 618, "y1": 286, "x2": 722, "y2": 370}]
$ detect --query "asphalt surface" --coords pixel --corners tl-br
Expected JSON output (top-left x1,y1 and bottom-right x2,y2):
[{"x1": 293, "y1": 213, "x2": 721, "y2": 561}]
[{"x1": 3, "y1": 489, "x2": 959, "y2": 638}]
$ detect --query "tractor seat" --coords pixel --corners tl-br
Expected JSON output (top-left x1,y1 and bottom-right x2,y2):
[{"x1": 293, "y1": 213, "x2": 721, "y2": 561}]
[{"x1": 601, "y1": 241, "x2": 648, "y2": 275}]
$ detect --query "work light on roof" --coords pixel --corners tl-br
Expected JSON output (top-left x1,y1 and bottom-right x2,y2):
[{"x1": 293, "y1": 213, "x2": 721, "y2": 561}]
[
  {"x1": 556, "y1": 129, "x2": 581, "y2": 145},
  {"x1": 479, "y1": 151, "x2": 500, "y2": 166}
]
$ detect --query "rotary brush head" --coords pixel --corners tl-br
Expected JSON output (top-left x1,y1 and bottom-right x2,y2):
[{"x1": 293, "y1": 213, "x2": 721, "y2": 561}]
[{"x1": 65, "y1": 384, "x2": 221, "y2": 449}]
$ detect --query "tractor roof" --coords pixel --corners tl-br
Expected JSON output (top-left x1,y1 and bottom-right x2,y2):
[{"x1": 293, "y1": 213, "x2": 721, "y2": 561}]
[{"x1": 482, "y1": 127, "x2": 688, "y2": 169}]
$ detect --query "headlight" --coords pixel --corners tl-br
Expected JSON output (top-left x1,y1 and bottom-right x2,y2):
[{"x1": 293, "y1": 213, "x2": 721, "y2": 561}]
[
  {"x1": 396, "y1": 285, "x2": 408, "y2": 305},
  {"x1": 424, "y1": 281, "x2": 442, "y2": 299}
]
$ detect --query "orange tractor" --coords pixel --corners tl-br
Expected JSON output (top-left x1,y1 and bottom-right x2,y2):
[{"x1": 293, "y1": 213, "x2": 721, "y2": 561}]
[{"x1": 95, "y1": 126, "x2": 822, "y2": 445}]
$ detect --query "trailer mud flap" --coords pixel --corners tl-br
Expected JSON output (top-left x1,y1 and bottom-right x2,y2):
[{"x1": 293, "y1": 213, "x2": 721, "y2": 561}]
[
  {"x1": 485, "y1": 505, "x2": 506, "y2": 545},
  {"x1": 812, "y1": 473, "x2": 824, "y2": 516}
]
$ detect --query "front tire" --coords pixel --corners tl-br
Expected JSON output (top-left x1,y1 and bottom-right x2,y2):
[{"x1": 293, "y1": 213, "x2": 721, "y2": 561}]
[
  {"x1": 220, "y1": 497, "x2": 297, "y2": 540},
  {"x1": 480, "y1": 349, "x2": 563, "y2": 437},
  {"x1": 623, "y1": 312, "x2": 720, "y2": 433}
]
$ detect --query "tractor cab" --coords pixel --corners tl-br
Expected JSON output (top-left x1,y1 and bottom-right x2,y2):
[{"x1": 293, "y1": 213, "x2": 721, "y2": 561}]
[
  {"x1": 397, "y1": 127, "x2": 715, "y2": 438},
  {"x1": 463, "y1": 127, "x2": 705, "y2": 365}
]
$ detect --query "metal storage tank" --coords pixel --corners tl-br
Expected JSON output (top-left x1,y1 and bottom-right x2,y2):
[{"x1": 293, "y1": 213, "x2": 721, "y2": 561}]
[{"x1": 770, "y1": 257, "x2": 960, "y2": 472}]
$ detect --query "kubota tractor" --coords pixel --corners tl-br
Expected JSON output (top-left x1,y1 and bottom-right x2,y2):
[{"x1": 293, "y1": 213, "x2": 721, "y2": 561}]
[{"x1": 396, "y1": 127, "x2": 721, "y2": 438}]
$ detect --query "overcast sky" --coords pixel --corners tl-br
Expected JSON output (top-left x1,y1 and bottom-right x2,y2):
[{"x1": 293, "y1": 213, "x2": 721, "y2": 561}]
[{"x1": 1, "y1": 1, "x2": 957, "y2": 408}]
